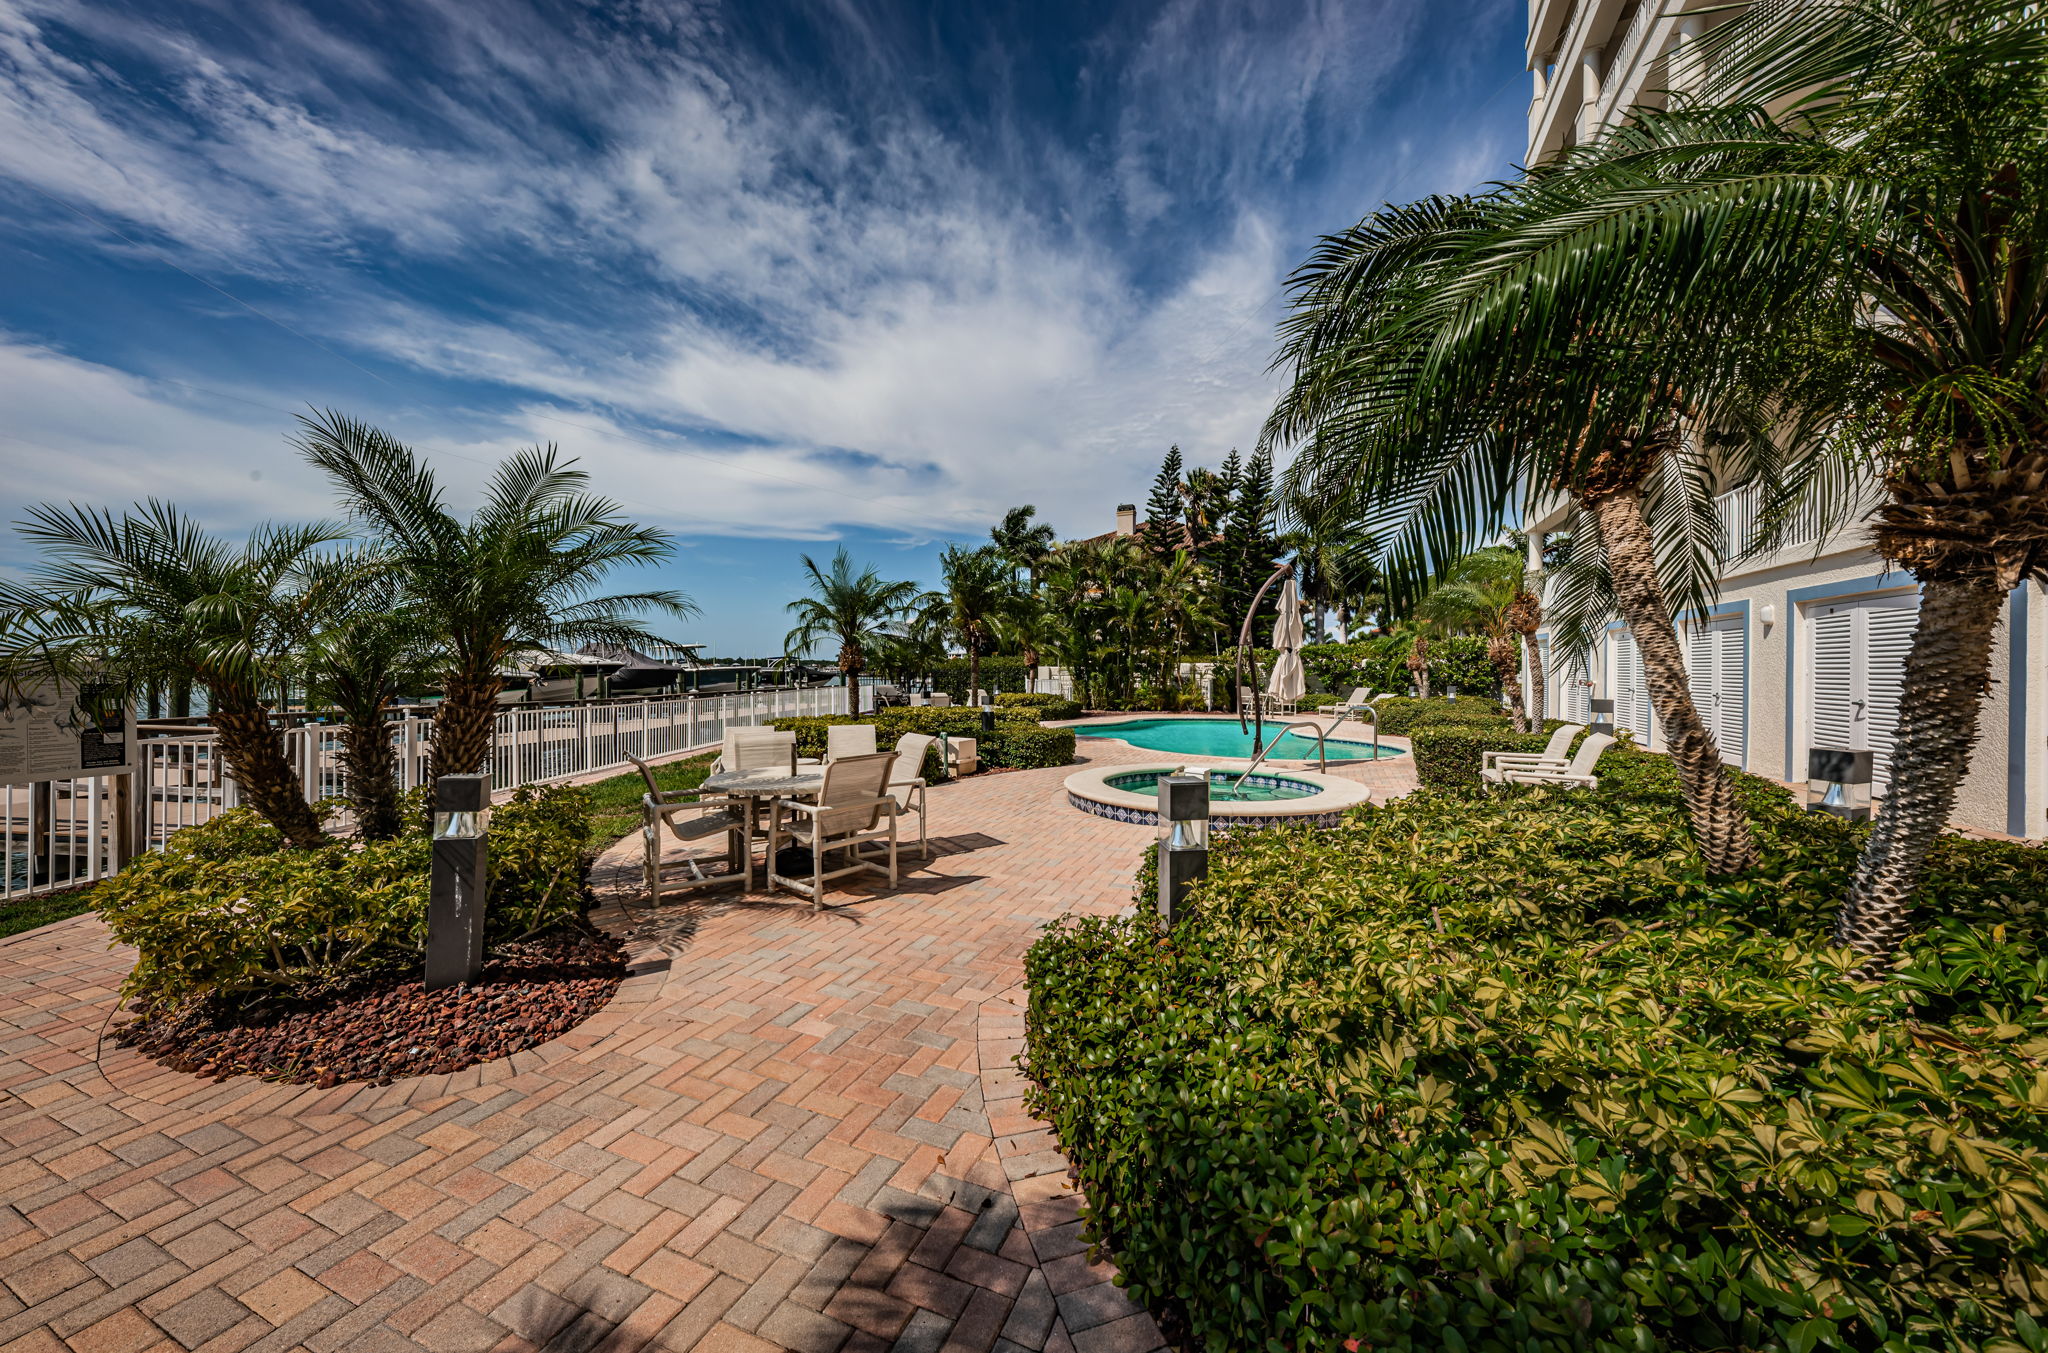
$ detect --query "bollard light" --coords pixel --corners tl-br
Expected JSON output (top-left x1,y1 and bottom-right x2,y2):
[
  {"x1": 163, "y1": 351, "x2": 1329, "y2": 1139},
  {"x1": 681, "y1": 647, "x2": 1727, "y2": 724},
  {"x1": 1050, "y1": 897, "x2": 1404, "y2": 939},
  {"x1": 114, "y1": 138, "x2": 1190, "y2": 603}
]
[
  {"x1": 980, "y1": 687, "x2": 996, "y2": 733},
  {"x1": 1155, "y1": 772, "x2": 1211, "y2": 924},
  {"x1": 427, "y1": 773, "x2": 491, "y2": 991},
  {"x1": 1588, "y1": 698, "x2": 1615, "y2": 737},
  {"x1": 1806, "y1": 749, "x2": 1874, "y2": 821}
]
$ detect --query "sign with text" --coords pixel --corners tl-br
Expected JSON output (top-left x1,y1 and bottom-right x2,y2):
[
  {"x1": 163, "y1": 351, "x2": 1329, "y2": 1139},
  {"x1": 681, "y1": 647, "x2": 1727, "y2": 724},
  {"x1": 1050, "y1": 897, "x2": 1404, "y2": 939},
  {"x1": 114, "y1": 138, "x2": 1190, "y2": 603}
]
[{"x1": 0, "y1": 680, "x2": 134, "y2": 786}]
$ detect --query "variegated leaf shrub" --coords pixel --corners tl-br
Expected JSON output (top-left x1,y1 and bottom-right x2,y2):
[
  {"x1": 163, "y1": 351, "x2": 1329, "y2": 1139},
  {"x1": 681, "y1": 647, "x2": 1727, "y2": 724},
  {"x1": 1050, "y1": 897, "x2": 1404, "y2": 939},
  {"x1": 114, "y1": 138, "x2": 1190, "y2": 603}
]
[
  {"x1": 97, "y1": 783, "x2": 593, "y2": 1007},
  {"x1": 1025, "y1": 751, "x2": 2048, "y2": 1351}
]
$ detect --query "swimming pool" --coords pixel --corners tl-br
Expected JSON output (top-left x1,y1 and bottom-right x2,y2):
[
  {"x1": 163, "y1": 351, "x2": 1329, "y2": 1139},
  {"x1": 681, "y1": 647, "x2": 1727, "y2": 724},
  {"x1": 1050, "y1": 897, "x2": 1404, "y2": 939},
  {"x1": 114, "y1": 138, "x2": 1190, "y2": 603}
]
[{"x1": 1074, "y1": 717, "x2": 1401, "y2": 761}]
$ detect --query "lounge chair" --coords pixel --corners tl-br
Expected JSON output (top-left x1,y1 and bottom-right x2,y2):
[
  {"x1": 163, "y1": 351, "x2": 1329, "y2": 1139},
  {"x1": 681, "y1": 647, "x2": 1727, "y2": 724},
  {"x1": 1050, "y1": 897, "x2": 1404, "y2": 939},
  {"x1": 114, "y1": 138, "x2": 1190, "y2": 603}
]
[
  {"x1": 1480, "y1": 724, "x2": 1585, "y2": 784},
  {"x1": 629, "y1": 755, "x2": 751, "y2": 902},
  {"x1": 826, "y1": 723, "x2": 878, "y2": 763},
  {"x1": 1333, "y1": 687, "x2": 1376, "y2": 720},
  {"x1": 1496, "y1": 731, "x2": 1613, "y2": 790},
  {"x1": 766, "y1": 751, "x2": 901, "y2": 908},
  {"x1": 887, "y1": 733, "x2": 938, "y2": 859},
  {"x1": 713, "y1": 727, "x2": 797, "y2": 775}
]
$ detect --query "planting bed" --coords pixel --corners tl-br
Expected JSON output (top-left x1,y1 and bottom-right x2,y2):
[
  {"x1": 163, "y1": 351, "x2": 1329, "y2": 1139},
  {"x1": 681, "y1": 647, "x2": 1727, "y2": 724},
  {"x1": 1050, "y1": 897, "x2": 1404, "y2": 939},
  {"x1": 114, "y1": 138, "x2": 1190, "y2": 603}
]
[{"x1": 115, "y1": 927, "x2": 626, "y2": 1088}]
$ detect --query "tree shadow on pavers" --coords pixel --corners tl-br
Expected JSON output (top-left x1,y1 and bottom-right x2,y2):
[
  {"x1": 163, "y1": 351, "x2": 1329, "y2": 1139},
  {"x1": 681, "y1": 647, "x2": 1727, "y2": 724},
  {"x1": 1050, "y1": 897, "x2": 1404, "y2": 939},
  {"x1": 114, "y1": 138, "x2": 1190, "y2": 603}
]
[{"x1": 496, "y1": 1278, "x2": 646, "y2": 1353}]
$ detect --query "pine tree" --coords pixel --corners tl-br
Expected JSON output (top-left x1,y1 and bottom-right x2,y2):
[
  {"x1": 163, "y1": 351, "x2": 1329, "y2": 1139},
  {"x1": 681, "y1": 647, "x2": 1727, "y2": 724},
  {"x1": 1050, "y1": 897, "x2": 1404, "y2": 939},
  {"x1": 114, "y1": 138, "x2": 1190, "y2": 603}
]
[
  {"x1": 1143, "y1": 445, "x2": 1186, "y2": 555},
  {"x1": 1220, "y1": 447, "x2": 1279, "y2": 631}
]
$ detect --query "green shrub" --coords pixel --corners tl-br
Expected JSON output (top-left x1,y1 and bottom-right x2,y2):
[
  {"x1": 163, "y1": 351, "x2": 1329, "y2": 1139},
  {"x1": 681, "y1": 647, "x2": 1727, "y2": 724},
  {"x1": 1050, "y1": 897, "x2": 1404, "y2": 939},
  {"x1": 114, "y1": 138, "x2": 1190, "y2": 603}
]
[
  {"x1": 921, "y1": 656, "x2": 1033, "y2": 703},
  {"x1": 1410, "y1": 720, "x2": 1577, "y2": 789},
  {"x1": 1294, "y1": 691, "x2": 1345, "y2": 709},
  {"x1": 97, "y1": 784, "x2": 593, "y2": 1008},
  {"x1": 997, "y1": 692, "x2": 1084, "y2": 721},
  {"x1": 1025, "y1": 761, "x2": 2048, "y2": 1352},
  {"x1": 1369, "y1": 694, "x2": 1505, "y2": 736},
  {"x1": 768, "y1": 708, "x2": 1075, "y2": 773}
]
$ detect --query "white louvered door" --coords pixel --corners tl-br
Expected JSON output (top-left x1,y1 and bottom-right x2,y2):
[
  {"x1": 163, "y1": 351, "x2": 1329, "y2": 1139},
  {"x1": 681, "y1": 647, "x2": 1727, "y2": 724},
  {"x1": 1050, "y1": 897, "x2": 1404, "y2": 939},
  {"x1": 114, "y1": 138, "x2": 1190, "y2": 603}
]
[
  {"x1": 1806, "y1": 593, "x2": 1921, "y2": 791},
  {"x1": 1609, "y1": 630, "x2": 1653, "y2": 747},
  {"x1": 1686, "y1": 615, "x2": 1748, "y2": 768}
]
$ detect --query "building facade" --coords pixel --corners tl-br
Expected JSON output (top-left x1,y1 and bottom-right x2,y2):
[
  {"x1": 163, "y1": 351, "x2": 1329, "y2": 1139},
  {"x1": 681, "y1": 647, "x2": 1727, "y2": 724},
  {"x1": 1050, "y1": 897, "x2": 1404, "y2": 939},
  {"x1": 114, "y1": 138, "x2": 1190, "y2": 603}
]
[{"x1": 1522, "y1": 0, "x2": 2047, "y2": 838}]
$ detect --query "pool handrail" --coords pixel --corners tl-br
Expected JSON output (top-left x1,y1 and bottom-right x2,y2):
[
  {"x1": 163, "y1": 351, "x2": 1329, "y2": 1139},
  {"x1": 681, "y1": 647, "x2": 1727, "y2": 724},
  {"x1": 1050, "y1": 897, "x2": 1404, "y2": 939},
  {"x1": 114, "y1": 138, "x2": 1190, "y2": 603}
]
[{"x1": 1230, "y1": 717, "x2": 1337, "y2": 793}]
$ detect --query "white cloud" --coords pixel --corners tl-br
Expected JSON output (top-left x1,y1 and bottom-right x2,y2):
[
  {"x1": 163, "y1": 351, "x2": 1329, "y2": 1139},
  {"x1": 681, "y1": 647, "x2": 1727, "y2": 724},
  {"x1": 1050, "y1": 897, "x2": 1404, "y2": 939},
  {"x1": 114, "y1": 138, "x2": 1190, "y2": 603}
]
[{"x1": 0, "y1": 0, "x2": 1505, "y2": 545}]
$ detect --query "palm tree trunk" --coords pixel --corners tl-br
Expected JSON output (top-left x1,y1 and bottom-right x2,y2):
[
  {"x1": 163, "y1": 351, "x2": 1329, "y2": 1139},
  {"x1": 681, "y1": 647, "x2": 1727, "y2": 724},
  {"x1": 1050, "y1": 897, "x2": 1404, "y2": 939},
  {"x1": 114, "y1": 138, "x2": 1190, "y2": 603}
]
[
  {"x1": 1523, "y1": 626, "x2": 1548, "y2": 724},
  {"x1": 968, "y1": 644, "x2": 980, "y2": 708},
  {"x1": 432, "y1": 670, "x2": 502, "y2": 778},
  {"x1": 340, "y1": 701, "x2": 402, "y2": 842},
  {"x1": 1831, "y1": 576, "x2": 2005, "y2": 965},
  {"x1": 844, "y1": 658, "x2": 861, "y2": 717},
  {"x1": 212, "y1": 691, "x2": 326, "y2": 848},
  {"x1": 1585, "y1": 485, "x2": 1759, "y2": 875}
]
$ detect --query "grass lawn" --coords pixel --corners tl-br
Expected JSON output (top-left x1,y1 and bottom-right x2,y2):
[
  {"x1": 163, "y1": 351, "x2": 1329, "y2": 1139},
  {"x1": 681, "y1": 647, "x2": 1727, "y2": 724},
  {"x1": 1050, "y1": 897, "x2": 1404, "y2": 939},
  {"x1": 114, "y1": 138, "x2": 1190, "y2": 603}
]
[
  {"x1": 585, "y1": 753, "x2": 717, "y2": 849},
  {"x1": 0, "y1": 886, "x2": 97, "y2": 940}
]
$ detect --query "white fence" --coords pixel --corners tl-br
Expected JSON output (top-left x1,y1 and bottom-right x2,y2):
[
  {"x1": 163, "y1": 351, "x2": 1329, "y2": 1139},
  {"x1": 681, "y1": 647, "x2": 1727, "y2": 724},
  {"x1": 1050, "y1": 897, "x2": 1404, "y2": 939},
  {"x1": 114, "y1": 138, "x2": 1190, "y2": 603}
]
[{"x1": 3, "y1": 687, "x2": 843, "y2": 903}]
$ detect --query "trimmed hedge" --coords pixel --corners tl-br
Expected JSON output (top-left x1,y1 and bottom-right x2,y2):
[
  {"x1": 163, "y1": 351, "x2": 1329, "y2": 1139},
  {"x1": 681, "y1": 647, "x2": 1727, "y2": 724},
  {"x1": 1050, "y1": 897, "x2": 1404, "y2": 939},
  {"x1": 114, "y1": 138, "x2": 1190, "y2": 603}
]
[
  {"x1": 1024, "y1": 751, "x2": 2048, "y2": 1351},
  {"x1": 767, "y1": 708, "x2": 1076, "y2": 772},
  {"x1": 1369, "y1": 695, "x2": 1507, "y2": 736},
  {"x1": 95, "y1": 784, "x2": 592, "y2": 1009},
  {"x1": 997, "y1": 692, "x2": 1085, "y2": 721},
  {"x1": 1411, "y1": 719, "x2": 1577, "y2": 789}
]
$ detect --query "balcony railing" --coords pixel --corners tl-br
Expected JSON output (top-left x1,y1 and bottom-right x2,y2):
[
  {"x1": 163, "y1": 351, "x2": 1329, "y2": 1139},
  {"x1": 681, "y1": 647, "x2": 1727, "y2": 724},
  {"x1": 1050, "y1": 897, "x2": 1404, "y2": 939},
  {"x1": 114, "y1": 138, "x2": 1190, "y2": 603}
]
[{"x1": 1715, "y1": 479, "x2": 1854, "y2": 558}]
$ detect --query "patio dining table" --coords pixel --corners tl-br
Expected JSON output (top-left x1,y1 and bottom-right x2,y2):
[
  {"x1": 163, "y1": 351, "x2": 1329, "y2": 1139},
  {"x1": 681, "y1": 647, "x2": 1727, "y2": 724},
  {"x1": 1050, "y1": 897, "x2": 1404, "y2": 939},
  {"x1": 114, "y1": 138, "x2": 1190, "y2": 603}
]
[{"x1": 700, "y1": 766, "x2": 825, "y2": 877}]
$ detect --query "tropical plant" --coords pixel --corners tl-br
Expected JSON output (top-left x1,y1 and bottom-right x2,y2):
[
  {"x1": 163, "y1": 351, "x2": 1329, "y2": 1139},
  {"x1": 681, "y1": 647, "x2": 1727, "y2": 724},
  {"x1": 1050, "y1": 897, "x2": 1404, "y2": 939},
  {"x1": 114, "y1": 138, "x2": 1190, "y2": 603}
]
[
  {"x1": 2, "y1": 501, "x2": 342, "y2": 848},
  {"x1": 989, "y1": 504, "x2": 1057, "y2": 582},
  {"x1": 294, "y1": 411, "x2": 693, "y2": 779},
  {"x1": 297, "y1": 552, "x2": 440, "y2": 840},
  {"x1": 1264, "y1": 176, "x2": 1782, "y2": 876},
  {"x1": 1471, "y1": 0, "x2": 2048, "y2": 962},
  {"x1": 919, "y1": 544, "x2": 1024, "y2": 705},
  {"x1": 783, "y1": 548, "x2": 924, "y2": 717},
  {"x1": 1416, "y1": 545, "x2": 1537, "y2": 730}
]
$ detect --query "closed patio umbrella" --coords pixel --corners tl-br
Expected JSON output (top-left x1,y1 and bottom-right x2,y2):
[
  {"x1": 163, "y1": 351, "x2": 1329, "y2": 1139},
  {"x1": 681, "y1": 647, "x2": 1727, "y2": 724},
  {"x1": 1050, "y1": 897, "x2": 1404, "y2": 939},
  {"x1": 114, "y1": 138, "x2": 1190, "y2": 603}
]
[{"x1": 1268, "y1": 578, "x2": 1306, "y2": 707}]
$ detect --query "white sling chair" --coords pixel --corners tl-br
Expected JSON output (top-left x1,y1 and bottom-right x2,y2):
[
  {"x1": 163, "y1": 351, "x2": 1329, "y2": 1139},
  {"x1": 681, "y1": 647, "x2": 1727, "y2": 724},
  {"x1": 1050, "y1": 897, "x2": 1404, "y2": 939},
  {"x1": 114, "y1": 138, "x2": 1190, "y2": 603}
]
[
  {"x1": 1480, "y1": 724, "x2": 1586, "y2": 784},
  {"x1": 766, "y1": 751, "x2": 901, "y2": 908},
  {"x1": 1496, "y1": 731, "x2": 1614, "y2": 790}
]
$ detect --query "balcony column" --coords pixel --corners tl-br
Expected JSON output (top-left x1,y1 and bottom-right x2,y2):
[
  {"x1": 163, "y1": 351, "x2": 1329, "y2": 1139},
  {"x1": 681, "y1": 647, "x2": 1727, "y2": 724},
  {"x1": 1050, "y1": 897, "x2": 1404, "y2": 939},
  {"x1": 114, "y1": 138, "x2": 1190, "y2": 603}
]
[
  {"x1": 1576, "y1": 45, "x2": 1605, "y2": 141},
  {"x1": 1669, "y1": 13, "x2": 1709, "y2": 93}
]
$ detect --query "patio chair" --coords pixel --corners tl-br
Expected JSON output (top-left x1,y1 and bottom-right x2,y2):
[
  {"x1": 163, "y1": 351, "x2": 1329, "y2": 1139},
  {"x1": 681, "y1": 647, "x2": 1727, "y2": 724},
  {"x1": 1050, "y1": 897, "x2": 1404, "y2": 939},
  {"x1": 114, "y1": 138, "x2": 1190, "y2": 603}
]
[
  {"x1": 1496, "y1": 731, "x2": 1613, "y2": 790},
  {"x1": 713, "y1": 727, "x2": 796, "y2": 775},
  {"x1": 887, "y1": 732, "x2": 938, "y2": 859},
  {"x1": 1480, "y1": 724, "x2": 1585, "y2": 784},
  {"x1": 630, "y1": 755, "x2": 752, "y2": 902},
  {"x1": 765, "y1": 752, "x2": 901, "y2": 908},
  {"x1": 1240, "y1": 686, "x2": 1297, "y2": 718},
  {"x1": 826, "y1": 723, "x2": 879, "y2": 762}
]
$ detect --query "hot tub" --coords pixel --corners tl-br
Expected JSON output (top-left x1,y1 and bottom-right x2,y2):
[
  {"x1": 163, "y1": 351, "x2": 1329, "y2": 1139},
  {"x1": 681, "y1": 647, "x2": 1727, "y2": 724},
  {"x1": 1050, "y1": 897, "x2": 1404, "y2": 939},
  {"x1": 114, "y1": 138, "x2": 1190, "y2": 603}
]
[{"x1": 1064, "y1": 764, "x2": 1370, "y2": 830}]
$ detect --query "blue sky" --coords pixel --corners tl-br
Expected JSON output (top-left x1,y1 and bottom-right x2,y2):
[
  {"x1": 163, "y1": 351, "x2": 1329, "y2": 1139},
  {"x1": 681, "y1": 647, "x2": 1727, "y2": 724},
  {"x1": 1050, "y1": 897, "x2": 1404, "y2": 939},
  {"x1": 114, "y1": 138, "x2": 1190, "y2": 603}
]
[{"x1": 0, "y1": 0, "x2": 1526, "y2": 654}]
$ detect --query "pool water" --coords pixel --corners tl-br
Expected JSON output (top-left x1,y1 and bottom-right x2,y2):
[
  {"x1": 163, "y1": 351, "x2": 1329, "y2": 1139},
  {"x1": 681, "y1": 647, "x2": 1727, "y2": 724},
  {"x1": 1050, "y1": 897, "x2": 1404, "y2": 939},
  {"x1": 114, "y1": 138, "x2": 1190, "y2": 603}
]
[
  {"x1": 1076, "y1": 717, "x2": 1399, "y2": 761},
  {"x1": 1105, "y1": 770, "x2": 1319, "y2": 803}
]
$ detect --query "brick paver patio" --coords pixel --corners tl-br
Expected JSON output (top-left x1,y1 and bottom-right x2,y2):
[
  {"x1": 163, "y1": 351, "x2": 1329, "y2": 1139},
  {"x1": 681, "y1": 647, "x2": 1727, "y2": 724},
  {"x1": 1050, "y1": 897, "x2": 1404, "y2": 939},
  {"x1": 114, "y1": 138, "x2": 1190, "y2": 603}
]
[{"x1": 0, "y1": 725, "x2": 1414, "y2": 1353}]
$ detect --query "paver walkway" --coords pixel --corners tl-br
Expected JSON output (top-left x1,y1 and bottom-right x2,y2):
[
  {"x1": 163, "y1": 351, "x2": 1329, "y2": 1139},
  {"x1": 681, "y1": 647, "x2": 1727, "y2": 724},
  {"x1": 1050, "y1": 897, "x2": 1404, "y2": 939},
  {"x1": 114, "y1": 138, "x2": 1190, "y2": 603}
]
[{"x1": 0, "y1": 727, "x2": 1414, "y2": 1353}]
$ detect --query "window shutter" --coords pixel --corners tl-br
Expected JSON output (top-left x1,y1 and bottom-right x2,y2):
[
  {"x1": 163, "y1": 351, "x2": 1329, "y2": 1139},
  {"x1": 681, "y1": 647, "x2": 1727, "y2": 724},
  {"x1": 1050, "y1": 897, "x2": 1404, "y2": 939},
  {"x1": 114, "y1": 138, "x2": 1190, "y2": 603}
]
[
  {"x1": 1714, "y1": 618, "x2": 1747, "y2": 768},
  {"x1": 1863, "y1": 599, "x2": 1919, "y2": 789}
]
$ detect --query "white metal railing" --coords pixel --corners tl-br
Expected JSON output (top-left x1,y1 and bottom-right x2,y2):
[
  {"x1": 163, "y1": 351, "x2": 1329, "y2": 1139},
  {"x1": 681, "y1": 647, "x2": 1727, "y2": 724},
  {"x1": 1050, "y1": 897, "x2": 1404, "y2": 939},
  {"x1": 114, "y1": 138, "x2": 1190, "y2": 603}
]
[
  {"x1": 2, "y1": 686, "x2": 843, "y2": 903},
  {"x1": 1715, "y1": 480, "x2": 1840, "y2": 558}
]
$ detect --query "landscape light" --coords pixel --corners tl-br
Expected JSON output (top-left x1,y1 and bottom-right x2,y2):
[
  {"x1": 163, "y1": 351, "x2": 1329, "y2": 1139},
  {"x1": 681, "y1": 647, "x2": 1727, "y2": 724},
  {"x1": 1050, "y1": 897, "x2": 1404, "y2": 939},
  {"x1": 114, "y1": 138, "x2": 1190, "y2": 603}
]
[
  {"x1": 1806, "y1": 748, "x2": 1874, "y2": 821},
  {"x1": 427, "y1": 773, "x2": 491, "y2": 991},
  {"x1": 1156, "y1": 772, "x2": 1211, "y2": 923}
]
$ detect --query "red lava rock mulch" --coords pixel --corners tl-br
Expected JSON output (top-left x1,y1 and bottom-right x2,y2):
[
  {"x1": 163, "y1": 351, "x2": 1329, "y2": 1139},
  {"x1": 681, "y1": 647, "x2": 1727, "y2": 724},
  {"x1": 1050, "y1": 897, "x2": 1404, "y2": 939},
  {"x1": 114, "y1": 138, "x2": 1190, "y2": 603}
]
[{"x1": 113, "y1": 928, "x2": 626, "y2": 1088}]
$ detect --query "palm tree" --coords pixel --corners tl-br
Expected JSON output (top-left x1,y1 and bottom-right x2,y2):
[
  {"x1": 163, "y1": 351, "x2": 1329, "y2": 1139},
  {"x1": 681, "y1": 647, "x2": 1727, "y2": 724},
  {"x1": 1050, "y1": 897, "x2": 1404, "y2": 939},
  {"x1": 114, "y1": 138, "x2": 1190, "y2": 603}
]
[
  {"x1": 1148, "y1": 551, "x2": 1220, "y2": 699},
  {"x1": 298, "y1": 553, "x2": 440, "y2": 840},
  {"x1": 921, "y1": 545, "x2": 1024, "y2": 705},
  {"x1": 294, "y1": 412, "x2": 693, "y2": 780},
  {"x1": 4, "y1": 502, "x2": 342, "y2": 848},
  {"x1": 990, "y1": 506, "x2": 1057, "y2": 583},
  {"x1": 1264, "y1": 182, "x2": 1781, "y2": 876},
  {"x1": 785, "y1": 549, "x2": 924, "y2": 716},
  {"x1": 1402, "y1": 0, "x2": 2048, "y2": 958},
  {"x1": 1418, "y1": 546, "x2": 1536, "y2": 731}
]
